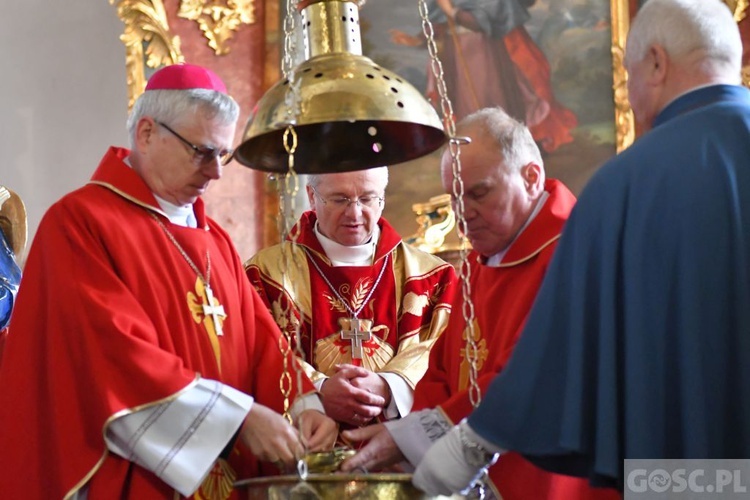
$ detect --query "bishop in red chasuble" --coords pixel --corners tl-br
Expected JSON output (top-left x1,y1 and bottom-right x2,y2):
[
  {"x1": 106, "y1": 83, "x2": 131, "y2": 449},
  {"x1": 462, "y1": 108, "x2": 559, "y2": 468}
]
[
  {"x1": 246, "y1": 168, "x2": 457, "y2": 427},
  {"x1": 0, "y1": 64, "x2": 335, "y2": 500}
]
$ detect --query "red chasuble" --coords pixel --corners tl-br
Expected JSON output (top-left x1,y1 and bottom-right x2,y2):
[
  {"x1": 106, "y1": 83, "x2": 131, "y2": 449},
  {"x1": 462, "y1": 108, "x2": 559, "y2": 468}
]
[
  {"x1": 413, "y1": 180, "x2": 619, "y2": 500},
  {"x1": 246, "y1": 212, "x2": 456, "y2": 391},
  {"x1": 0, "y1": 147, "x2": 316, "y2": 499}
]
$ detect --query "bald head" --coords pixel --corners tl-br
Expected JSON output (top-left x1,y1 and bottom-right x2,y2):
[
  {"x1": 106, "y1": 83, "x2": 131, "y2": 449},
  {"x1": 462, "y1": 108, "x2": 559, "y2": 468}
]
[
  {"x1": 440, "y1": 107, "x2": 546, "y2": 257},
  {"x1": 446, "y1": 108, "x2": 544, "y2": 177},
  {"x1": 625, "y1": 0, "x2": 742, "y2": 129}
]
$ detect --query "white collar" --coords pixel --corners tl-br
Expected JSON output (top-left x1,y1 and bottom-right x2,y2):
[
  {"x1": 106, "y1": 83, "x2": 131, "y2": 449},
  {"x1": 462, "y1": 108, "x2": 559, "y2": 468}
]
[
  {"x1": 314, "y1": 222, "x2": 380, "y2": 267},
  {"x1": 153, "y1": 195, "x2": 197, "y2": 228},
  {"x1": 123, "y1": 155, "x2": 196, "y2": 228}
]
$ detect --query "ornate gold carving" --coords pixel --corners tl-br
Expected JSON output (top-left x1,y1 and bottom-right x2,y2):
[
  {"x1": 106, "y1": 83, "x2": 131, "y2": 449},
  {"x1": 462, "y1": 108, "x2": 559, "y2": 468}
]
[
  {"x1": 109, "y1": 0, "x2": 184, "y2": 110},
  {"x1": 178, "y1": 0, "x2": 256, "y2": 56},
  {"x1": 611, "y1": 0, "x2": 635, "y2": 152},
  {"x1": 407, "y1": 194, "x2": 465, "y2": 255},
  {"x1": 726, "y1": 0, "x2": 749, "y2": 21}
]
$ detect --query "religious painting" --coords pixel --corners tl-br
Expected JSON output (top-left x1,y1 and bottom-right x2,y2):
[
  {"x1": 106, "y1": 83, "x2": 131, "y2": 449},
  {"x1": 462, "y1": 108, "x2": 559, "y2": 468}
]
[{"x1": 351, "y1": 0, "x2": 634, "y2": 240}]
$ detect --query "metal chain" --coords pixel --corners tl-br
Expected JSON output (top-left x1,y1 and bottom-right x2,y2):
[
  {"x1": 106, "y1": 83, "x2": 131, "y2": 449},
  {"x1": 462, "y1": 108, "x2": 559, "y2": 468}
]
[
  {"x1": 417, "y1": 0, "x2": 455, "y2": 139},
  {"x1": 281, "y1": 0, "x2": 298, "y2": 79},
  {"x1": 276, "y1": 127, "x2": 302, "y2": 424},
  {"x1": 287, "y1": 132, "x2": 309, "y2": 430},
  {"x1": 281, "y1": 0, "x2": 302, "y2": 129},
  {"x1": 303, "y1": 248, "x2": 390, "y2": 319},
  {"x1": 274, "y1": 0, "x2": 309, "y2": 434},
  {"x1": 417, "y1": 0, "x2": 481, "y2": 409}
]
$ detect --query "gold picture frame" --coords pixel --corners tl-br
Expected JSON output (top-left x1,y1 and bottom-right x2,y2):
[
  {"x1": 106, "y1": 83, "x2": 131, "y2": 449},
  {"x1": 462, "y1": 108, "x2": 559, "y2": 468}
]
[{"x1": 109, "y1": 0, "x2": 184, "y2": 111}]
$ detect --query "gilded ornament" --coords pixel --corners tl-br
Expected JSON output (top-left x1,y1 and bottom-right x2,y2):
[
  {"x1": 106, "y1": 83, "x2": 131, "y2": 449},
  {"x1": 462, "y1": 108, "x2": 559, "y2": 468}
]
[
  {"x1": 109, "y1": 0, "x2": 184, "y2": 110},
  {"x1": 408, "y1": 194, "x2": 460, "y2": 255},
  {"x1": 178, "y1": 0, "x2": 256, "y2": 56},
  {"x1": 725, "y1": 0, "x2": 749, "y2": 21},
  {"x1": 458, "y1": 319, "x2": 488, "y2": 392},
  {"x1": 610, "y1": 0, "x2": 634, "y2": 152}
]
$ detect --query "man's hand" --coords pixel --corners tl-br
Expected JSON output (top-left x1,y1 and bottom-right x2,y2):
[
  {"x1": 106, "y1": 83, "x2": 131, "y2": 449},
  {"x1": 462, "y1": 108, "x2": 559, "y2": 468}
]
[
  {"x1": 320, "y1": 364, "x2": 387, "y2": 426},
  {"x1": 297, "y1": 409, "x2": 338, "y2": 452},
  {"x1": 342, "y1": 364, "x2": 391, "y2": 403},
  {"x1": 239, "y1": 403, "x2": 304, "y2": 469},
  {"x1": 339, "y1": 423, "x2": 405, "y2": 472}
]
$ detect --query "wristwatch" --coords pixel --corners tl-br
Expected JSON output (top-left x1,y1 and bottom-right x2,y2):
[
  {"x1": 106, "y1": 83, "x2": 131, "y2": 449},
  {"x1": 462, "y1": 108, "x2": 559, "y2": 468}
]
[{"x1": 459, "y1": 424, "x2": 499, "y2": 468}]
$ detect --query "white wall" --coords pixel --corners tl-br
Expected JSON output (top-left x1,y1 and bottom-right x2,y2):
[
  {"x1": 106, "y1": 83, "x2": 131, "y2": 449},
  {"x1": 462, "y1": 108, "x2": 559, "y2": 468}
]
[{"x1": 0, "y1": 1, "x2": 128, "y2": 263}]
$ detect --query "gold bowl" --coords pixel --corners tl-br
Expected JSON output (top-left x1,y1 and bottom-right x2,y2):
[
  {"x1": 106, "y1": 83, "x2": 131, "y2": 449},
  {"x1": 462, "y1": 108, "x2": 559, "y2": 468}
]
[
  {"x1": 235, "y1": 449, "x2": 432, "y2": 499},
  {"x1": 235, "y1": 472, "x2": 429, "y2": 499},
  {"x1": 302, "y1": 448, "x2": 357, "y2": 474}
]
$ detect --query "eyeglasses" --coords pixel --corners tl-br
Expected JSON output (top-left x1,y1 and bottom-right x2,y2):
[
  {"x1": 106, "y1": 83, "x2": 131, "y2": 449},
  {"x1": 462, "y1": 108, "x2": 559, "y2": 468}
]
[
  {"x1": 156, "y1": 121, "x2": 234, "y2": 166},
  {"x1": 311, "y1": 186, "x2": 384, "y2": 210}
]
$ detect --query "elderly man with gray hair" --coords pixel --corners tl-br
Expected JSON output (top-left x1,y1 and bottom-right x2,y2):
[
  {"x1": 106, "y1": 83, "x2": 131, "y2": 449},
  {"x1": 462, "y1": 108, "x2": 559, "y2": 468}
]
[{"x1": 0, "y1": 63, "x2": 337, "y2": 499}]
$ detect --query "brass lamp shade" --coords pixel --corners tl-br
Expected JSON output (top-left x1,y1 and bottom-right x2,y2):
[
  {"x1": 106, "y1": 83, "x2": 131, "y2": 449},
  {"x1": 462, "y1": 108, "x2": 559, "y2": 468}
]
[{"x1": 234, "y1": 0, "x2": 446, "y2": 174}]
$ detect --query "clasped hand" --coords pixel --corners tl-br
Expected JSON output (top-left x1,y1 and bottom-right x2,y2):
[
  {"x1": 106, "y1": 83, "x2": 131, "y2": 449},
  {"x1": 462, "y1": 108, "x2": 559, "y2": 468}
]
[{"x1": 320, "y1": 364, "x2": 389, "y2": 426}]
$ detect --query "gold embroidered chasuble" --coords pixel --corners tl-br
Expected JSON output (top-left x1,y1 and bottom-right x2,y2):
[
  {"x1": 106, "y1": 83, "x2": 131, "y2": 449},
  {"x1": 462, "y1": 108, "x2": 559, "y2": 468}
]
[{"x1": 246, "y1": 211, "x2": 457, "y2": 389}]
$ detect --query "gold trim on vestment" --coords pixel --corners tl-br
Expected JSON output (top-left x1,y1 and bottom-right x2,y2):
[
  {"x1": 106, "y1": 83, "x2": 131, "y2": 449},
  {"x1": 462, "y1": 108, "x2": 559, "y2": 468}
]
[
  {"x1": 64, "y1": 375, "x2": 201, "y2": 499},
  {"x1": 88, "y1": 180, "x2": 171, "y2": 222},
  {"x1": 497, "y1": 235, "x2": 561, "y2": 267},
  {"x1": 248, "y1": 240, "x2": 454, "y2": 390}
]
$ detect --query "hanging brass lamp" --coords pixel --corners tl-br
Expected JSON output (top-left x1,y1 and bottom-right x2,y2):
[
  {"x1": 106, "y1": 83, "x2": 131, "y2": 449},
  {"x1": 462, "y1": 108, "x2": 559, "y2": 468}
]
[{"x1": 234, "y1": 0, "x2": 446, "y2": 174}]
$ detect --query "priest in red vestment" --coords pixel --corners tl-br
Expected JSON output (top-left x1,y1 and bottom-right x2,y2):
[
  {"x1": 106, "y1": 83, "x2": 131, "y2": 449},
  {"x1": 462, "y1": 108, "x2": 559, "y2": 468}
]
[
  {"x1": 340, "y1": 108, "x2": 620, "y2": 500},
  {"x1": 0, "y1": 64, "x2": 337, "y2": 500},
  {"x1": 246, "y1": 167, "x2": 457, "y2": 428}
]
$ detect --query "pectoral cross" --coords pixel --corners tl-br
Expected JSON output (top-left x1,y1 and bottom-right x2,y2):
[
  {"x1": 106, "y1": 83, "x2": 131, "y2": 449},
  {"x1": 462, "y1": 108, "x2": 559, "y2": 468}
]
[
  {"x1": 339, "y1": 317, "x2": 372, "y2": 360},
  {"x1": 202, "y1": 285, "x2": 226, "y2": 336}
]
